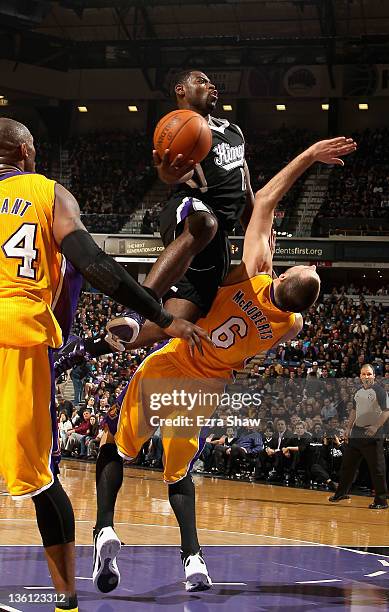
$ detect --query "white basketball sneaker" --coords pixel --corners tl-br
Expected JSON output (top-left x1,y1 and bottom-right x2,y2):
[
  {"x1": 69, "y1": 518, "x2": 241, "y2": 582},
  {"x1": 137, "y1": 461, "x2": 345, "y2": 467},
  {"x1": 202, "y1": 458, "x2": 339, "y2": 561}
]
[
  {"x1": 92, "y1": 526, "x2": 121, "y2": 593},
  {"x1": 105, "y1": 310, "x2": 145, "y2": 351},
  {"x1": 183, "y1": 551, "x2": 212, "y2": 592}
]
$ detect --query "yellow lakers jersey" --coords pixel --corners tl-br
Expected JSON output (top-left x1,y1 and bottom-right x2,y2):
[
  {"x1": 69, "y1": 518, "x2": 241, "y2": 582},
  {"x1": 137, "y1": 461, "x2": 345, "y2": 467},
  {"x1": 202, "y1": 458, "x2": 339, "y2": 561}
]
[
  {"x1": 164, "y1": 273, "x2": 295, "y2": 378},
  {"x1": 0, "y1": 172, "x2": 63, "y2": 347}
]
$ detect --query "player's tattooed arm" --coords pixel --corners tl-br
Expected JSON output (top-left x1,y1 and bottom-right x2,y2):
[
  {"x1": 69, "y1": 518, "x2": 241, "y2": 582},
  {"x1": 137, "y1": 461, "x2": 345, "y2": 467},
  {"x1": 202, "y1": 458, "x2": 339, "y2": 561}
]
[{"x1": 52, "y1": 183, "x2": 87, "y2": 243}]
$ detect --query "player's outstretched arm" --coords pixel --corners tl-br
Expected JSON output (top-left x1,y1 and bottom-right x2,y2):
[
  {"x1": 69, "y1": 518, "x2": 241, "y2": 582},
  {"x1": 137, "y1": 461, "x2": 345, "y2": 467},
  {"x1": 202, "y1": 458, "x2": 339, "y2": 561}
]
[
  {"x1": 239, "y1": 161, "x2": 255, "y2": 231},
  {"x1": 240, "y1": 137, "x2": 357, "y2": 278},
  {"x1": 52, "y1": 183, "x2": 210, "y2": 352}
]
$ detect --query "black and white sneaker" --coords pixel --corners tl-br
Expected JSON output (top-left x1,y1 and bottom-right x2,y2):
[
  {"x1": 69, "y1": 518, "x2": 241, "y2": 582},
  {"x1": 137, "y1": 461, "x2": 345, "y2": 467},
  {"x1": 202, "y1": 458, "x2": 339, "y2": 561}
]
[
  {"x1": 92, "y1": 527, "x2": 121, "y2": 593},
  {"x1": 183, "y1": 551, "x2": 212, "y2": 592},
  {"x1": 105, "y1": 311, "x2": 145, "y2": 350}
]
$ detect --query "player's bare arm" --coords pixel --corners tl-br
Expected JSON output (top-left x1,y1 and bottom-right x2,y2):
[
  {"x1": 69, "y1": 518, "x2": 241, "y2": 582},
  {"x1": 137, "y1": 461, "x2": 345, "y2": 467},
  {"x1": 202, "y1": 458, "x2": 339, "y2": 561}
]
[
  {"x1": 52, "y1": 183, "x2": 210, "y2": 353},
  {"x1": 229, "y1": 137, "x2": 357, "y2": 281},
  {"x1": 239, "y1": 160, "x2": 255, "y2": 231},
  {"x1": 270, "y1": 313, "x2": 304, "y2": 351}
]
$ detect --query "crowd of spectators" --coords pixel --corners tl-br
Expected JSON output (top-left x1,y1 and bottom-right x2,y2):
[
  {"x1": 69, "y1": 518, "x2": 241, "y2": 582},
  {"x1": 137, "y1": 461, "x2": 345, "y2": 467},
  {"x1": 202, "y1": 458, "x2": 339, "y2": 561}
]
[
  {"x1": 56, "y1": 283, "x2": 388, "y2": 494},
  {"x1": 66, "y1": 131, "x2": 155, "y2": 232},
  {"x1": 314, "y1": 127, "x2": 389, "y2": 236},
  {"x1": 35, "y1": 139, "x2": 55, "y2": 177},
  {"x1": 231, "y1": 127, "x2": 317, "y2": 236},
  {"x1": 35, "y1": 126, "x2": 389, "y2": 239}
]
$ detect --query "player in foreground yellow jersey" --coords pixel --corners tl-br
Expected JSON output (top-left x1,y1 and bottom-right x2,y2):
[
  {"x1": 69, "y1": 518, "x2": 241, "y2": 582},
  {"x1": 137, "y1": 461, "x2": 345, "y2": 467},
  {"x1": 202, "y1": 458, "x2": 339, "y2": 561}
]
[
  {"x1": 91, "y1": 136, "x2": 356, "y2": 594},
  {"x1": 0, "y1": 117, "x2": 210, "y2": 612}
]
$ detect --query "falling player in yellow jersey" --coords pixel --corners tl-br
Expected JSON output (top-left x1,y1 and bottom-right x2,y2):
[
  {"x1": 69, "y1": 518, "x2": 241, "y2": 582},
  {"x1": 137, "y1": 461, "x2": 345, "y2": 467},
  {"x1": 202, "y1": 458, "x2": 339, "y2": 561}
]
[
  {"x1": 0, "y1": 117, "x2": 210, "y2": 612},
  {"x1": 91, "y1": 135, "x2": 356, "y2": 593}
]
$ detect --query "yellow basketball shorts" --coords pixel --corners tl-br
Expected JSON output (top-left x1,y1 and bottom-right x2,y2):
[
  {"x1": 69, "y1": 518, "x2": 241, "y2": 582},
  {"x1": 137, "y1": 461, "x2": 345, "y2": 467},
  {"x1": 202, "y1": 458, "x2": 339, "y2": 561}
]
[
  {"x1": 0, "y1": 344, "x2": 58, "y2": 498},
  {"x1": 115, "y1": 348, "x2": 223, "y2": 484}
]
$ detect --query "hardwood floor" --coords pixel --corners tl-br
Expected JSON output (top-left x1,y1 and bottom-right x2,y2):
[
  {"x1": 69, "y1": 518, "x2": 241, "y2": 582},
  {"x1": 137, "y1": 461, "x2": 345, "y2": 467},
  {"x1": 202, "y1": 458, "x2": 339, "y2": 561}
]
[{"x1": 1, "y1": 460, "x2": 388, "y2": 547}]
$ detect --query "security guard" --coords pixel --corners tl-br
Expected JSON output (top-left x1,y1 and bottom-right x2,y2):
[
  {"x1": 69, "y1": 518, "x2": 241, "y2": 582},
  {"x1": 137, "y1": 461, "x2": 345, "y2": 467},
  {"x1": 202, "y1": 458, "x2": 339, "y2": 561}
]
[{"x1": 329, "y1": 363, "x2": 388, "y2": 509}]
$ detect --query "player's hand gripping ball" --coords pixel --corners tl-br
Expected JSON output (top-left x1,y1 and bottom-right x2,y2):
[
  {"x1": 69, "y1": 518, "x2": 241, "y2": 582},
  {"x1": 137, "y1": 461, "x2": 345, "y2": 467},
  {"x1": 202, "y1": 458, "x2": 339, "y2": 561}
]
[{"x1": 153, "y1": 109, "x2": 212, "y2": 164}]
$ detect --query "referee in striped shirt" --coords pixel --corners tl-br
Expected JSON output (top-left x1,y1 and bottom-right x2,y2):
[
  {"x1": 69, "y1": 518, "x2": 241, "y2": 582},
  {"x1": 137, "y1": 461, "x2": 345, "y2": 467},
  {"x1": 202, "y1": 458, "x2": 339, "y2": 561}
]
[{"x1": 329, "y1": 363, "x2": 389, "y2": 509}]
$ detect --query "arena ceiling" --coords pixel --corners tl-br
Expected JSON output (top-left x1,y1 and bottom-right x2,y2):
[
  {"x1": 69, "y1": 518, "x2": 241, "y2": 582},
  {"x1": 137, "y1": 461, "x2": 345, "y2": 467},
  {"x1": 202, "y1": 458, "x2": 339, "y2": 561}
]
[{"x1": 1, "y1": 1, "x2": 389, "y2": 88}]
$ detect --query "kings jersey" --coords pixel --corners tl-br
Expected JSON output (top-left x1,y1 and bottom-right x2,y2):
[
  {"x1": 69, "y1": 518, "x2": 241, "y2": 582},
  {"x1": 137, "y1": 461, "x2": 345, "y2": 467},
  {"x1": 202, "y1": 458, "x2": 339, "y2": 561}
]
[
  {"x1": 177, "y1": 117, "x2": 247, "y2": 232},
  {"x1": 0, "y1": 172, "x2": 63, "y2": 348},
  {"x1": 162, "y1": 273, "x2": 296, "y2": 378}
]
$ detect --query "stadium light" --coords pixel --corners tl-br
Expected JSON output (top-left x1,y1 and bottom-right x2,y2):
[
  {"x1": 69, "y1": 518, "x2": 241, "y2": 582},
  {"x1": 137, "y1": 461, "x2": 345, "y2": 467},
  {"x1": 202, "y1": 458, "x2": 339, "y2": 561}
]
[
  {"x1": 223, "y1": 104, "x2": 233, "y2": 111},
  {"x1": 276, "y1": 104, "x2": 286, "y2": 111},
  {"x1": 358, "y1": 103, "x2": 368, "y2": 110},
  {"x1": 128, "y1": 105, "x2": 138, "y2": 112},
  {"x1": 321, "y1": 103, "x2": 329, "y2": 111},
  {"x1": 78, "y1": 106, "x2": 88, "y2": 113}
]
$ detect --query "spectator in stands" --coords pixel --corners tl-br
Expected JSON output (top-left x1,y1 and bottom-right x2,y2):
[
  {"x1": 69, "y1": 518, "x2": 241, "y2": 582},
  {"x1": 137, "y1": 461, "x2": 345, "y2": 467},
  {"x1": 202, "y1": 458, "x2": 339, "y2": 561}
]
[
  {"x1": 213, "y1": 428, "x2": 260, "y2": 477},
  {"x1": 58, "y1": 411, "x2": 73, "y2": 451},
  {"x1": 84, "y1": 415, "x2": 100, "y2": 458},
  {"x1": 254, "y1": 425, "x2": 275, "y2": 480},
  {"x1": 223, "y1": 428, "x2": 263, "y2": 478},
  {"x1": 71, "y1": 361, "x2": 90, "y2": 406},
  {"x1": 198, "y1": 432, "x2": 228, "y2": 472},
  {"x1": 141, "y1": 210, "x2": 154, "y2": 234},
  {"x1": 63, "y1": 408, "x2": 92, "y2": 457},
  {"x1": 144, "y1": 428, "x2": 163, "y2": 468},
  {"x1": 308, "y1": 430, "x2": 341, "y2": 491},
  {"x1": 263, "y1": 419, "x2": 293, "y2": 482},
  {"x1": 57, "y1": 396, "x2": 74, "y2": 420},
  {"x1": 87, "y1": 427, "x2": 103, "y2": 459},
  {"x1": 281, "y1": 422, "x2": 311, "y2": 483},
  {"x1": 321, "y1": 397, "x2": 338, "y2": 422}
]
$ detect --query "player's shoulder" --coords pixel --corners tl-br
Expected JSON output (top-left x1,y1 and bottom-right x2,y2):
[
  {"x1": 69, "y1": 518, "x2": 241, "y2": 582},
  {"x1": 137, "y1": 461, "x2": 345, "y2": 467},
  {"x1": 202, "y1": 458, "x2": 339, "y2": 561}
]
[
  {"x1": 209, "y1": 116, "x2": 244, "y2": 138},
  {"x1": 19, "y1": 172, "x2": 55, "y2": 185},
  {"x1": 250, "y1": 272, "x2": 272, "y2": 286}
]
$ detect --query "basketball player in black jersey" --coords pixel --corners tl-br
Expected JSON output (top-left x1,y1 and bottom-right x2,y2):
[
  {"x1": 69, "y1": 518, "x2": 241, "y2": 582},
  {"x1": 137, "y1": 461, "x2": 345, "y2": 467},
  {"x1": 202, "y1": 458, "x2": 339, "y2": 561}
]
[{"x1": 105, "y1": 69, "x2": 254, "y2": 350}]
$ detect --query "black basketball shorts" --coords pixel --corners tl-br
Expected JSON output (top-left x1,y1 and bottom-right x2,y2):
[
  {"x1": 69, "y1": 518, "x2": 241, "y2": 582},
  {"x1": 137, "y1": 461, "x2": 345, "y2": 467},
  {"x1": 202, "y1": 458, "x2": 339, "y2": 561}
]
[{"x1": 159, "y1": 193, "x2": 231, "y2": 315}]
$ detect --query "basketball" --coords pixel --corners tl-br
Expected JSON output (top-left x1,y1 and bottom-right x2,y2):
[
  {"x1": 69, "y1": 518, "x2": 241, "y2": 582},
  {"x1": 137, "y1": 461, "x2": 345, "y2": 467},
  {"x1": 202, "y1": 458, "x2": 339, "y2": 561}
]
[{"x1": 153, "y1": 109, "x2": 212, "y2": 164}]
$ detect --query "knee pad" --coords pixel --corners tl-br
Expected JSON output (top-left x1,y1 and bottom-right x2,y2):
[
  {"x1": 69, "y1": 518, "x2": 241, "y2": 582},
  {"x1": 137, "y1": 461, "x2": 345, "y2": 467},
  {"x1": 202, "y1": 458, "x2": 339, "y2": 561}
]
[{"x1": 32, "y1": 478, "x2": 75, "y2": 547}]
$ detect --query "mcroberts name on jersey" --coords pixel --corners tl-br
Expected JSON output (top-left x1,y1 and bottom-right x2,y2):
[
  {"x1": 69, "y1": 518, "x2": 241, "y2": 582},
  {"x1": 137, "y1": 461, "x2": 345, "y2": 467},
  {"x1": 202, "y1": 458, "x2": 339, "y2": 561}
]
[
  {"x1": 213, "y1": 142, "x2": 245, "y2": 171},
  {"x1": 233, "y1": 289, "x2": 273, "y2": 340}
]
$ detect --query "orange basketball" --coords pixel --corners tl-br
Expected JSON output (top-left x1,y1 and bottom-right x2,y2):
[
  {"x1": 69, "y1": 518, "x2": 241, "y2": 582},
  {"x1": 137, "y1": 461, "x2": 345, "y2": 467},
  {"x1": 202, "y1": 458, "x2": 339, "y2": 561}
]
[{"x1": 153, "y1": 109, "x2": 212, "y2": 164}]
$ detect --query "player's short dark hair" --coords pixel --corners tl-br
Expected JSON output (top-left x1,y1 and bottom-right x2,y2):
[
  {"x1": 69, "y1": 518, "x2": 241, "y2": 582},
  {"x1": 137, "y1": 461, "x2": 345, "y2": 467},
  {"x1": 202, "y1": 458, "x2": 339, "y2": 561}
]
[
  {"x1": 276, "y1": 272, "x2": 320, "y2": 312},
  {"x1": 171, "y1": 69, "x2": 195, "y2": 98}
]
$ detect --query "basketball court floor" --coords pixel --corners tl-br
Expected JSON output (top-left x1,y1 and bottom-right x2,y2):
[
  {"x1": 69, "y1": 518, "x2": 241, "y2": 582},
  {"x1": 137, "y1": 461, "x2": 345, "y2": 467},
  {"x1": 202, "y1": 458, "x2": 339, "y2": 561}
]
[{"x1": 1, "y1": 461, "x2": 389, "y2": 611}]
